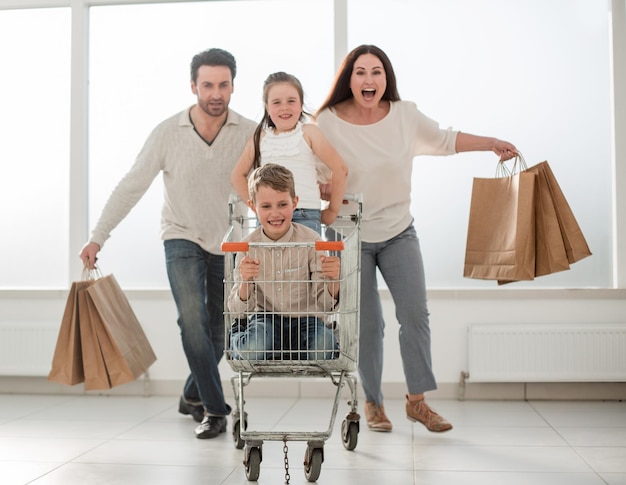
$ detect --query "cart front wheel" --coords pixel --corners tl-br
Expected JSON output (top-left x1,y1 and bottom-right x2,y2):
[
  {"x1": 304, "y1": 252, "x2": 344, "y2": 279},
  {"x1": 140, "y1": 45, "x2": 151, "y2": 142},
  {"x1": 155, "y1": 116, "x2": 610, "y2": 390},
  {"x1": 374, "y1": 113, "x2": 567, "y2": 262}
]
[
  {"x1": 245, "y1": 446, "x2": 261, "y2": 481},
  {"x1": 304, "y1": 447, "x2": 323, "y2": 482},
  {"x1": 341, "y1": 420, "x2": 359, "y2": 451}
]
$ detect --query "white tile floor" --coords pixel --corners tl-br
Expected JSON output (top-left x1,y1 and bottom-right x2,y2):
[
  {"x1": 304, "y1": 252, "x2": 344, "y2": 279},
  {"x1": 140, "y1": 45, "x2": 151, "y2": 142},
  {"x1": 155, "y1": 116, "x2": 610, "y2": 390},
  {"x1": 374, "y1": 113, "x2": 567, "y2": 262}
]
[{"x1": 0, "y1": 392, "x2": 625, "y2": 485}]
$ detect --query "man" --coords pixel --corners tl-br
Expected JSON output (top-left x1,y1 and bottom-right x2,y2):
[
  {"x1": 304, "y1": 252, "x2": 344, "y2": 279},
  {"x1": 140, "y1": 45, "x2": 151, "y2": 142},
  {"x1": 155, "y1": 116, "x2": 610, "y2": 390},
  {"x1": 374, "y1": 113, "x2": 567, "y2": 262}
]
[{"x1": 80, "y1": 48, "x2": 256, "y2": 439}]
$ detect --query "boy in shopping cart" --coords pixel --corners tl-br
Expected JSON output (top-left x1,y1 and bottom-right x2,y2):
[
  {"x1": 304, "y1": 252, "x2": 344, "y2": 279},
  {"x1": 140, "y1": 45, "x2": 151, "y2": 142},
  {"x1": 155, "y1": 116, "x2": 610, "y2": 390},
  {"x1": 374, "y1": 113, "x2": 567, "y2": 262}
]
[{"x1": 228, "y1": 163, "x2": 340, "y2": 361}]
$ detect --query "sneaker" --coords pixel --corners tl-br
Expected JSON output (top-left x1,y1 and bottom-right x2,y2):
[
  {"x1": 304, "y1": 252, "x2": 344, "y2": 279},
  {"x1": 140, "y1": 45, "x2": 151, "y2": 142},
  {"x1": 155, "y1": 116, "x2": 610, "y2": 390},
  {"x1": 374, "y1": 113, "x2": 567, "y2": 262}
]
[
  {"x1": 364, "y1": 401, "x2": 393, "y2": 432},
  {"x1": 405, "y1": 395, "x2": 452, "y2": 432},
  {"x1": 178, "y1": 396, "x2": 204, "y2": 423},
  {"x1": 195, "y1": 415, "x2": 227, "y2": 439}
]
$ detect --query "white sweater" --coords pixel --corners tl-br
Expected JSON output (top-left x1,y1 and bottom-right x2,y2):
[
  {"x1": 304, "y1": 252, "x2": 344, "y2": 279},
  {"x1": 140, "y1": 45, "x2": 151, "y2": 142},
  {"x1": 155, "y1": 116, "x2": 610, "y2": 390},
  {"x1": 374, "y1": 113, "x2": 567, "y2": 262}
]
[
  {"x1": 316, "y1": 101, "x2": 458, "y2": 243},
  {"x1": 89, "y1": 107, "x2": 256, "y2": 255}
]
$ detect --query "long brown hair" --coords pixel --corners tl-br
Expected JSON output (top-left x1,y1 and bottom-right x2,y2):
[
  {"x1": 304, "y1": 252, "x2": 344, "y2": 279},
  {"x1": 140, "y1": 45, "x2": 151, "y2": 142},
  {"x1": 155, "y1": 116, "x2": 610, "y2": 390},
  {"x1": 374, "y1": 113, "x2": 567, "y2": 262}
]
[
  {"x1": 315, "y1": 44, "x2": 401, "y2": 117},
  {"x1": 252, "y1": 72, "x2": 310, "y2": 168}
]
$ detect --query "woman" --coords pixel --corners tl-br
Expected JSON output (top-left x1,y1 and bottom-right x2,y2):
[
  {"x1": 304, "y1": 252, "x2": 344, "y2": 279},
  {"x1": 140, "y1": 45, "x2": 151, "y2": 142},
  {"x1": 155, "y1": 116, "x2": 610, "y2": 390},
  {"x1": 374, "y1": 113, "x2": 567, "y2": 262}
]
[{"x1": 315, "y1": 44, "x2": 517, "y2": 433}]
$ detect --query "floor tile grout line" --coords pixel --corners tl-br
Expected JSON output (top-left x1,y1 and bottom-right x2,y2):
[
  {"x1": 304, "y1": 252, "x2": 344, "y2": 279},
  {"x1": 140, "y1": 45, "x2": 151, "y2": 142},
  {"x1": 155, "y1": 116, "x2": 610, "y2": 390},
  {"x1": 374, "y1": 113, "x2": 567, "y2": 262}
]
[{"x1": 528, "y1": 399, "x2": 610, "y2": 481}]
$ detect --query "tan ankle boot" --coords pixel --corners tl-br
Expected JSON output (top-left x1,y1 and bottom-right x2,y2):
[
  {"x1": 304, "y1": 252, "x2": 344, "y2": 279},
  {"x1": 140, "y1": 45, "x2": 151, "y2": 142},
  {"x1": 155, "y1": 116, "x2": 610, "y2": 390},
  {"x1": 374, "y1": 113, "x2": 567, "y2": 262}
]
[
  {"x1": 405, "y1": 395, "x2": 452, "y2": 432},
  {"x1": 364, "y1": 401, "x2": 393, "y2": 432}
]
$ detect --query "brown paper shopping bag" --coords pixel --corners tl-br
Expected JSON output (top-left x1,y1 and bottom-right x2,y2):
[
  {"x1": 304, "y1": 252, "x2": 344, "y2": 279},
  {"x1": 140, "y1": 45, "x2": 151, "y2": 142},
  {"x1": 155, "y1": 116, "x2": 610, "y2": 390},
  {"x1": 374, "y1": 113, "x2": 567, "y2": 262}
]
[
  {"x1": 78, "y1": 285, "x2": 113, "y2": 390},
  {"x1": 85, "y1": 274, "x2": 156, "y2": 387},
  {"x1": 464, "y1": 165, "x2": 537, "y2": 281},
  {"x1": 533, "y1": 161, "x2": 592, "y2": 264},
  {"x1": 48, "y1": 281, "x2": 88, "y2": 385},
  {"x1": 526, "y1": 162, "x2": 571, "y2": 277}
]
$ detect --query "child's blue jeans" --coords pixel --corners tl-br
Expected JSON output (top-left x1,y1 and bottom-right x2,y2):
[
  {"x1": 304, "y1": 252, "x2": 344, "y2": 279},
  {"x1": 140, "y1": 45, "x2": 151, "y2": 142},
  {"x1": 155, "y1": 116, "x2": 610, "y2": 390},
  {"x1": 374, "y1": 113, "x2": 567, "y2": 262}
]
[{"x1": 231, "y1": 314, "x2": 337, "y2": 360}]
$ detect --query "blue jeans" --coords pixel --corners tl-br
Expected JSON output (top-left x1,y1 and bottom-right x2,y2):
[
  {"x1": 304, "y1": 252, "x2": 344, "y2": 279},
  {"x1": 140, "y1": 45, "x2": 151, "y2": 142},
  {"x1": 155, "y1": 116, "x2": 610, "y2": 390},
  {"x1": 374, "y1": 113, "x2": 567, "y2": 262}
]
[
  {"x1": 231, "y1": 315, "x2": 338, "y2": 361},
  {"x1": 292, "y1": 208, "x2": 321, "y2": 234},
  {"x1": 359, "y1": 224, "x2": 436, "y2": 404},
  {"x1": 164, "y1": 239, "x2": 230, "y2": 416}
]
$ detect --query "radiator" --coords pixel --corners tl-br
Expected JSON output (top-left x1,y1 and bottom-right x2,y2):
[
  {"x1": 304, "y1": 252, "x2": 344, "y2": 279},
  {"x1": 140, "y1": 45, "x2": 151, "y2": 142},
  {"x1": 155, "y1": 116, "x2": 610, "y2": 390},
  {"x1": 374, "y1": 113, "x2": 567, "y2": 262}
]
[
  {"x1": 0, "y1": 322, "x2": 59, "y2": 376},
  {"x1": 467, "y1": 323, "x2": 626, "y2": 382}
]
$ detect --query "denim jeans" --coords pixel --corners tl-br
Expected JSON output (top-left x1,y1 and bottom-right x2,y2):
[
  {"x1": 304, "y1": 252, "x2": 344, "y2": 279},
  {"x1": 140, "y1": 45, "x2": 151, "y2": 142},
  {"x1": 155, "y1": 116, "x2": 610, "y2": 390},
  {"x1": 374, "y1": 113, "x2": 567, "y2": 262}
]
[
  {"x1": 164, "y1": 239, "x2": 230, "y2": 416},
  {"x1": 359, "y1": 224, "x2": 437, "y2": 404},
  {"x1": 231, "y1": 314, "x2": 337, "y2": 361},
  {"x1": 292, "y1": 208, "x2": 321, "y2": 234}
]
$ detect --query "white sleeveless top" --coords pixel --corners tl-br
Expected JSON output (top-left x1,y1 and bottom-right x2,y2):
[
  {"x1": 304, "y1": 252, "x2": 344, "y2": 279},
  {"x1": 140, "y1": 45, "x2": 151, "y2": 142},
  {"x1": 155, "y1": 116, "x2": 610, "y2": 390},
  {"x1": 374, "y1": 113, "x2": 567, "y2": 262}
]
[{"x1": 261, "y1": 122, "x2": 323, "y2": 209}]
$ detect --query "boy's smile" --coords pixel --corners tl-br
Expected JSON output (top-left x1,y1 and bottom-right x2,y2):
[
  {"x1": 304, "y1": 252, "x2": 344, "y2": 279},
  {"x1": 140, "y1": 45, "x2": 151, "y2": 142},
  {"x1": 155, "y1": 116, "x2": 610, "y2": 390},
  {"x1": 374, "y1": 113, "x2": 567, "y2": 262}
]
[{"x1": 249, "y1": 185, "x2": 299, "y2": 241}]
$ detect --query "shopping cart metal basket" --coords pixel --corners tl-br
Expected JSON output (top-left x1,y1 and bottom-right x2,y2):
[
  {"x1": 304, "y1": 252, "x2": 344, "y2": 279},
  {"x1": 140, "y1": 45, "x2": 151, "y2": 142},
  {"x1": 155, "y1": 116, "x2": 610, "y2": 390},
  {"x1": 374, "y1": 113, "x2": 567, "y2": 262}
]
[{"x1": 222, "y1": 194, "x2": 362, "y2": 482}]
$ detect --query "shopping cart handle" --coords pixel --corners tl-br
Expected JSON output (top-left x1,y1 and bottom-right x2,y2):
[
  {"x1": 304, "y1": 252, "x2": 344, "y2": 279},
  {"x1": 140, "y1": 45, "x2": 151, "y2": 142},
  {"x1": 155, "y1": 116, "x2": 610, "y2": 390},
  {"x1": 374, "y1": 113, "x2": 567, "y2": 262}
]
[
  {"x1": 229, "y1": 193, "x2": 242, "y2": 205},
  {"x1": 316, "y1": 240, "x2": 344, "y2": 251},
  {"x1": 222, "y1": 242, "x2": 249, "y2": 252},
  {"x1": 343, "y1": 192, "x2": 363, "y2": 203}
]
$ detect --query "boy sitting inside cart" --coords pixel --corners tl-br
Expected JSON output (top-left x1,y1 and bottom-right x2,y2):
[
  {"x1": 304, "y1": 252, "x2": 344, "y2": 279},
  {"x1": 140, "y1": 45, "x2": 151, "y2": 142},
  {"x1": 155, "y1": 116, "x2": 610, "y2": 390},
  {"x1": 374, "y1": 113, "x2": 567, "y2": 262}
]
[{"x1": 227, "y1": 164, "x2": 340, "y2": 361}]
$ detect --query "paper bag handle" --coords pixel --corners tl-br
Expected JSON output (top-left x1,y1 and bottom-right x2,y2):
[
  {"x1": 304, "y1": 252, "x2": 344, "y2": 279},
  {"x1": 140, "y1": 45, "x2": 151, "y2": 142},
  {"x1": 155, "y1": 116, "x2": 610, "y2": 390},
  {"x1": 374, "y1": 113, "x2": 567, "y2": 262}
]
[
  {"x1": 496, "y1": 152, "x2": 528, "y2": 178},
  {"x1": 82, "y1": 264, "x2": 103, "y2": 281}
]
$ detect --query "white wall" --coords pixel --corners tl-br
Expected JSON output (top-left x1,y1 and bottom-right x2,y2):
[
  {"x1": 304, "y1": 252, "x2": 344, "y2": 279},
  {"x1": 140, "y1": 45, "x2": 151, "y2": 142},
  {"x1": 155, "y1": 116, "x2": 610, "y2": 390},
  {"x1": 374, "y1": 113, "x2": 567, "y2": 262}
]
[{"x1": 2, "y1": 288, "x2": 624, "y2": 399}]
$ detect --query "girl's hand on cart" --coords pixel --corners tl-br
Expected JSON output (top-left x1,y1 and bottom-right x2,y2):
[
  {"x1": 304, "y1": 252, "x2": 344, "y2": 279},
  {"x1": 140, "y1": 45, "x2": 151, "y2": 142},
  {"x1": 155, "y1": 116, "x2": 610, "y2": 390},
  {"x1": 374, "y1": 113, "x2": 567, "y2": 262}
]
[
  {"x1": 239, "y1": 256, "x2": 260, "y2": 281},
  {"x1": 319, "y1": 182, "x2": 332, "y2": 201}
]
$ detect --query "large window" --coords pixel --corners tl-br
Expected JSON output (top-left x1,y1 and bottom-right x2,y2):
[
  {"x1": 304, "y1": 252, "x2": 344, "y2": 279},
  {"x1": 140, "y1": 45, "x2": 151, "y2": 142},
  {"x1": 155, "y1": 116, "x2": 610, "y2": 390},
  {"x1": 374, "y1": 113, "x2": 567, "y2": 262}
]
[
  {"x1": 348, "y1": 0, "x2": 611, "y2": 288},
  {"x1": 88, "y1": 0, "x2": 334, "y2": 288},
  {"x1": 0, "y1": 7, "x2": 71, "y2": 288},
  {"x1": 0, "y1": 0, "x2": 617, "y2": 289}
]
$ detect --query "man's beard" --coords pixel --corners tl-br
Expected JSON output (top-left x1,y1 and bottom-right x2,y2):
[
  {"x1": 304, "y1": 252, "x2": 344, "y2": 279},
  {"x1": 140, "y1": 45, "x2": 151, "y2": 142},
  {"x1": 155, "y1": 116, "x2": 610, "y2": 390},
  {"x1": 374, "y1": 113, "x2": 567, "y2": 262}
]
[{"x1": 199, "y1": 100, "x2": 227, "y2": 118}]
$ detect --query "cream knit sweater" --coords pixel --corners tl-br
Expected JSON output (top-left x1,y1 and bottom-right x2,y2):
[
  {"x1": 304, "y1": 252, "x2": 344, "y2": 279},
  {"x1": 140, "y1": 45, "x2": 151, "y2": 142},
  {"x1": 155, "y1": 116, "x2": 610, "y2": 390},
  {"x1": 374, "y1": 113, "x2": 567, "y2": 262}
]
[
  {"x1": 89, "y1": 107, "x2": 256, "y2": 255},
  {"x1": 316, "y1": 101, "x2": 458, "y2": 243}
]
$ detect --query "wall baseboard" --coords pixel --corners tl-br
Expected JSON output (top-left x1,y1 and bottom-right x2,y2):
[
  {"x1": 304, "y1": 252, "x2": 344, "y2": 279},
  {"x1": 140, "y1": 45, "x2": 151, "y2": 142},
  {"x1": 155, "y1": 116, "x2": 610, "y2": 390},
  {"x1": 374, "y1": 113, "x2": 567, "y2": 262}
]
[{"x1": 0, "y1": 376, "x2": 624, "y2": 401}]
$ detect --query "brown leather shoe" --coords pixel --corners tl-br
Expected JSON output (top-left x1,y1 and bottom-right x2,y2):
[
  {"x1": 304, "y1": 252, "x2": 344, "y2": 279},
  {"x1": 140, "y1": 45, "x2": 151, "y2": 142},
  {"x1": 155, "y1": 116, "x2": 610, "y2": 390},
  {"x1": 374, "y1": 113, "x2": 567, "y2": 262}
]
[
  {"x1": 405, "y1": 395, "x2": 452, "y2": 432},
  {"x1": 364, "y1": 401, "x2": 393, "y2": 432}
]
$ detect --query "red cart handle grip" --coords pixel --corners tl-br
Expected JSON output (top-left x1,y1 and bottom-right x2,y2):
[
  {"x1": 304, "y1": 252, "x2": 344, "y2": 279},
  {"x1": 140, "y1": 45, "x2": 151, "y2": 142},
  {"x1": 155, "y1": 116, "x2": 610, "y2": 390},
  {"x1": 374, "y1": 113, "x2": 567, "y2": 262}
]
[
  {"x1": 316, "y1": 241, "x2": 344, "y2": 251},
  {"x1": 221, "y1": 242, "x2": 249, "y2": 252}
]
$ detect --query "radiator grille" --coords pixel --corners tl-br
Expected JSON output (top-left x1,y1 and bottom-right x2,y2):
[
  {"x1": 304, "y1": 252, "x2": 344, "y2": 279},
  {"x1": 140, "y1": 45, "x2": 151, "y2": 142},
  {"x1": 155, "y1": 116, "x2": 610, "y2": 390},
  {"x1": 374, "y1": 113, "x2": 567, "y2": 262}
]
[
  {"x1": 468, "y1": 323, "x2": 626, "y2": 382},
  {"x1": 0, "y1": 322, "x2": 58, "y2": 376}
]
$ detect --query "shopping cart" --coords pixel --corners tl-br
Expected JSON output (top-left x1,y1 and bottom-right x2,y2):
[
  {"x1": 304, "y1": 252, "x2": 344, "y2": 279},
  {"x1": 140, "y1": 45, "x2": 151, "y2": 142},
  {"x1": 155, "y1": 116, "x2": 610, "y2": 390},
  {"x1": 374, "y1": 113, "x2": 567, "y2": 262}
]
[{"x1": 222, "y1": 194, "x2": 362, "y2": 482}]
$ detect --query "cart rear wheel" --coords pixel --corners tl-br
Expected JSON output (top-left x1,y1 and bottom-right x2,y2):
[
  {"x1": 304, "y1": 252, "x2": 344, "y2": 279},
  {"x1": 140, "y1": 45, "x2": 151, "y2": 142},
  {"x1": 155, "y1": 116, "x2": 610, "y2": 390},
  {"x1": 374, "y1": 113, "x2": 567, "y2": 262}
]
[
  {"x1": 232, "y1": 419, "x2": 246, "y2": 449},
  {"x1": 304, "y1": 447, "x2": 323, "y2": 482},
  {"x1": 341, "y1": 420, "x2": 359, "y2": 450},
  {"x1": 245, "y1": 446, "x2": 261, "y2": 481}
]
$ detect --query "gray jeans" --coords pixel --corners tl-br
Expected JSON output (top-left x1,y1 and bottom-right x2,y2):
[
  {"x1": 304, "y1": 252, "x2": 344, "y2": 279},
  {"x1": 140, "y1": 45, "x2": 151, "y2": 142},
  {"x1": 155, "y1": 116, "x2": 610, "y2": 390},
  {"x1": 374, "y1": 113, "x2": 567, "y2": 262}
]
[{"x1": 359, "y1": 224, "x2": 437, "y2": 404}]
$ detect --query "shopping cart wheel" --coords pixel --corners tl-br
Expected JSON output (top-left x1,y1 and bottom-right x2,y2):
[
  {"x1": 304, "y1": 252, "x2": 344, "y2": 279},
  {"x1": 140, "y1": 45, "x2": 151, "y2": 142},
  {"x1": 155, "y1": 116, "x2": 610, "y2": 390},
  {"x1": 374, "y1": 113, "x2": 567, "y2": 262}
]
[
  {"x1": 232, "y1": 418, "x2": 247, "y2": 449},
  {"x1": 303, "y1": 446, "x2": 323, "y2": 482},
  {"x1": 341, "y1": 419, "x2": 359, "y2": 451},
  {"x1": 245, "y1": 446, "x2": 261, "y2": 481}
]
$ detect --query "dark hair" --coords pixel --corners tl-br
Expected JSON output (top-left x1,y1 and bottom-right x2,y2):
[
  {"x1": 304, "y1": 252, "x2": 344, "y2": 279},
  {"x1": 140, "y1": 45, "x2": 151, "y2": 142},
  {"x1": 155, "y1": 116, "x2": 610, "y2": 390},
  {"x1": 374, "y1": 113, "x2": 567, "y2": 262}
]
[
  {"x1": 251, "y1": 72, "x2": 310, "y2": 169},
  {"x1": 315, "y1": 44, "x2": 401, "y2": 116},
  {"x1": 190, "y1": 48, "x2": 237, "y2": 83},
  {"x1": 248, "y1": 163, "x2": 296, "y2": 203}
]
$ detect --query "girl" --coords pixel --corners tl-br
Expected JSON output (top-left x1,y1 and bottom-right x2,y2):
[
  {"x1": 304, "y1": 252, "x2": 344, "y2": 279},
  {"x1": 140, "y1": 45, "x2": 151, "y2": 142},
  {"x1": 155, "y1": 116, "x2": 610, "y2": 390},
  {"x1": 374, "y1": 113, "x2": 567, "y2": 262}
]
[{"x1": 231, "y1": 72, "x2": 347, "y2": 233}]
